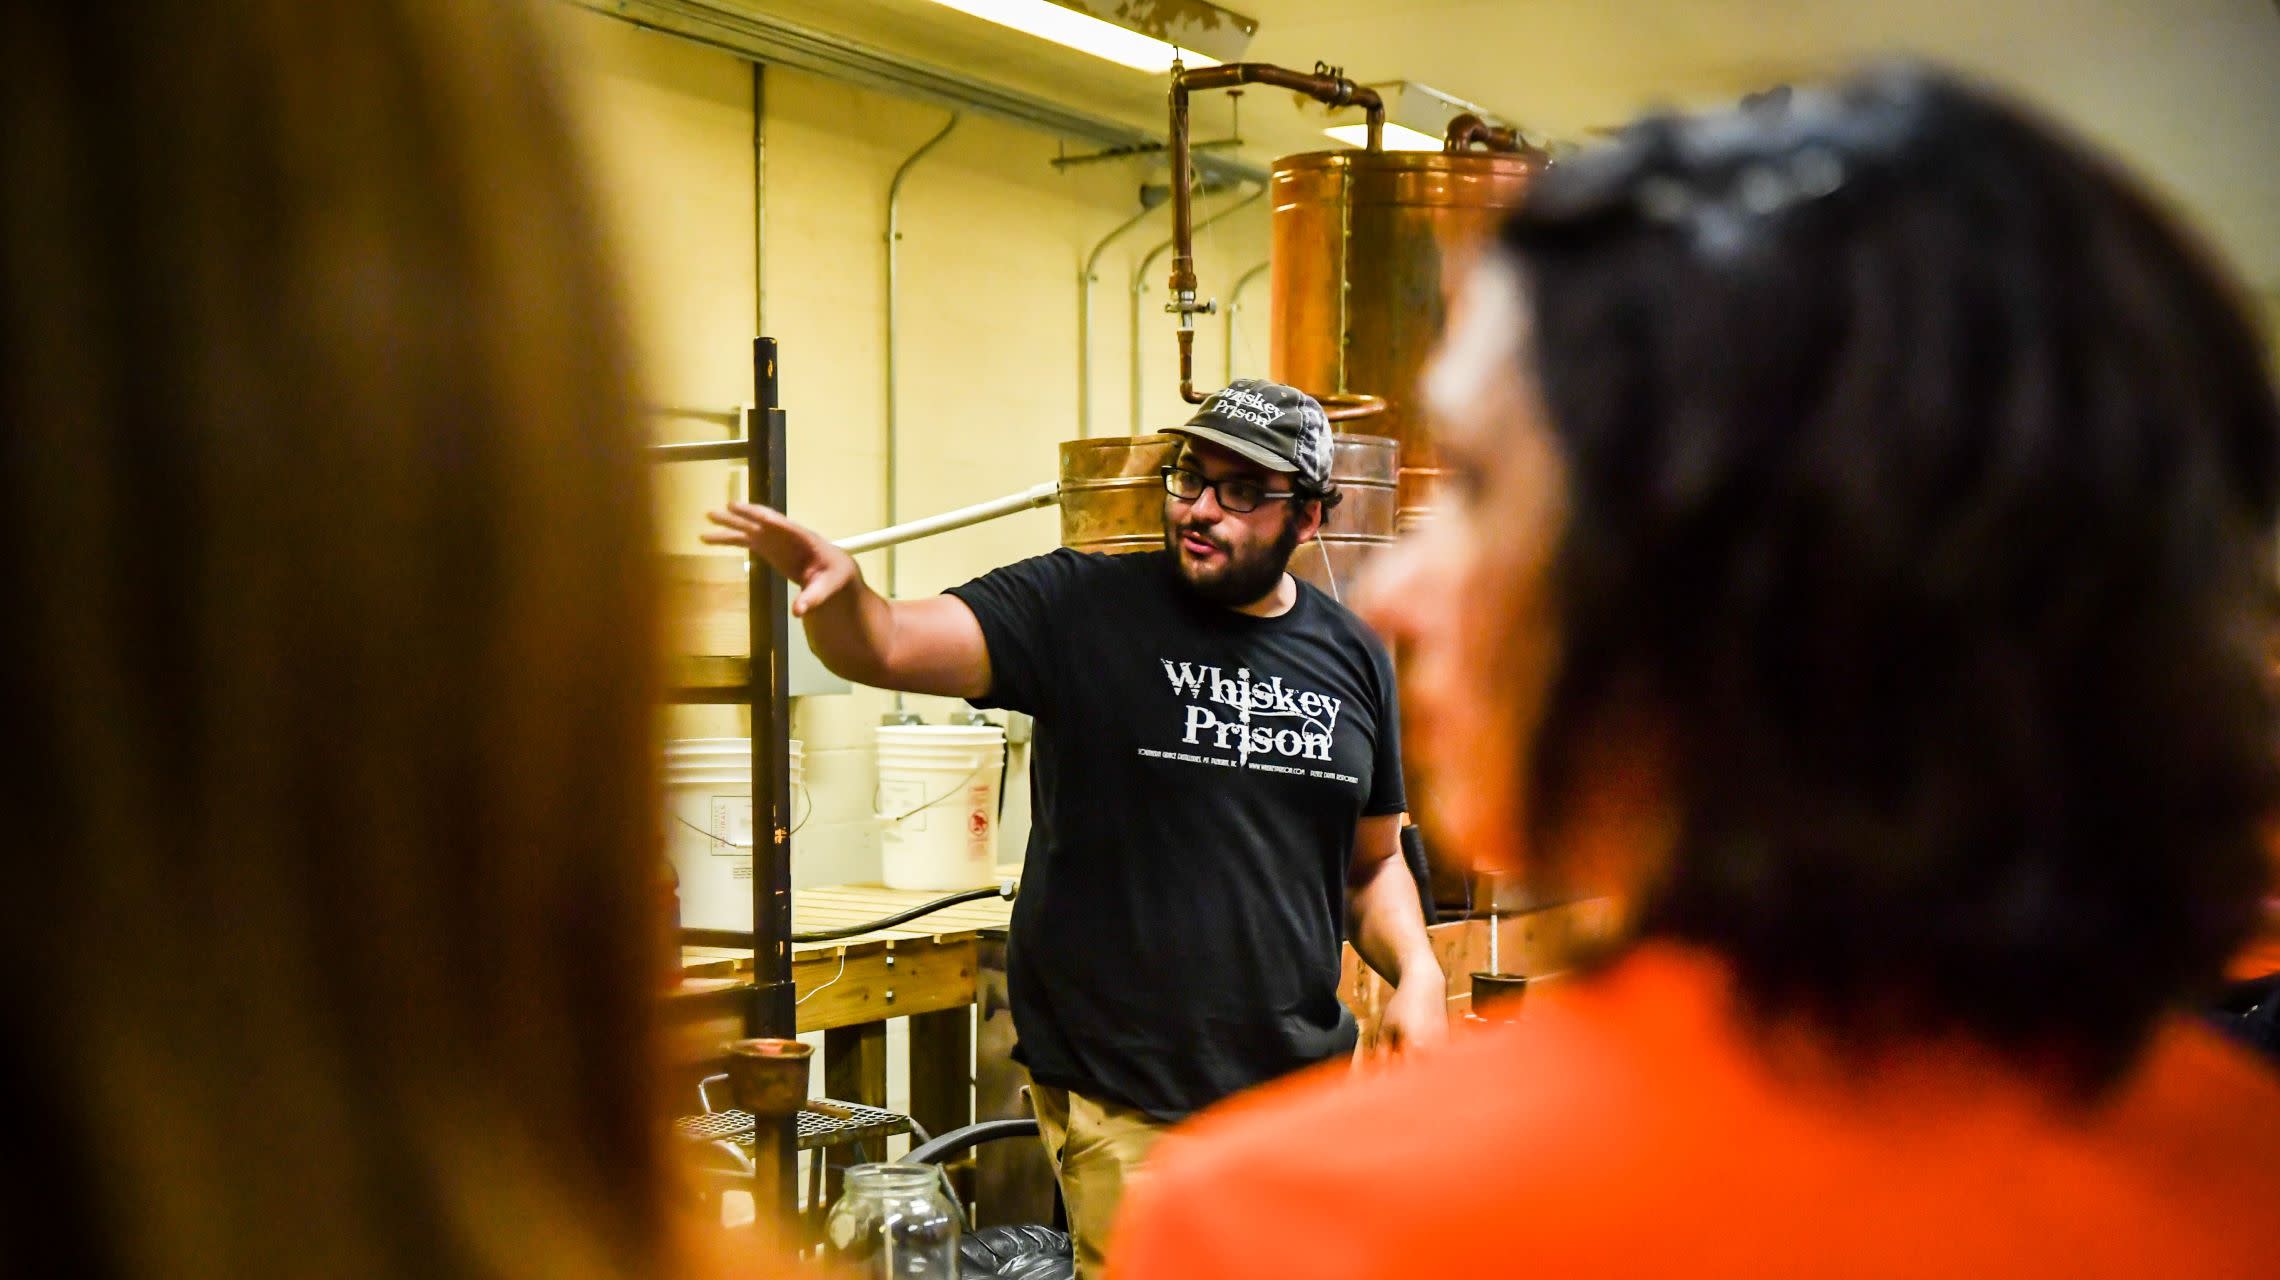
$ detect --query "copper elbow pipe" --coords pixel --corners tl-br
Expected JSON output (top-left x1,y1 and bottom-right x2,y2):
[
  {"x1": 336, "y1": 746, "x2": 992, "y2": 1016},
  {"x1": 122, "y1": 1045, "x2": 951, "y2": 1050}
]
[
  {"x1": 1176, "y1": 63, "x2": 1385, "y2": 148},
  {"x1": 1177, "y1": 332, "x2": 1205, "y2": 405},
  {"x1": 1170, "y1": 62, "x2": 1386, "y2": 404},
  {"x1": 1443, "y1": 112, "x2": 1548, "y2": 163}
]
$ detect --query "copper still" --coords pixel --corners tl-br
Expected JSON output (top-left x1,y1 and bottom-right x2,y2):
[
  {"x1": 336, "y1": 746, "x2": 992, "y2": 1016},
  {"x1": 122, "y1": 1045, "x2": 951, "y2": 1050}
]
[
  {"x1": 1161, "y1": 64, "x2": 1548, "y2": 911},
  {"x1": 1165, "y1": 64, "x2": 1545, "y2": 530},
  {"x1": 1058, "y1": 432, "x2": 1400, "y2": 599},
  {"x1": 1058, "y1": 434, "x2": 1179, "y2": 558},
  {"x1": 1269, "y1": 145, "x2": 1542, "y2": 528}
]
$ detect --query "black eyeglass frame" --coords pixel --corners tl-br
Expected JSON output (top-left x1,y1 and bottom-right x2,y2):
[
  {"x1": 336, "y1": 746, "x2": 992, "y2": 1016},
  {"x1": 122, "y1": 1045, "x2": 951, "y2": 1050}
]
[{"x1": 1159, "y1": 465, "x2": 1297, "y2": 515}]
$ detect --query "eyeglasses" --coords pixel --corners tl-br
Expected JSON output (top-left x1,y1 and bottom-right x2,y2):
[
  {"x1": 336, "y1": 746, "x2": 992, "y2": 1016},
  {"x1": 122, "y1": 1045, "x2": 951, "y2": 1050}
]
[{"x1": 1160, "y1": 466, "x2": 1295, "y2": 515}]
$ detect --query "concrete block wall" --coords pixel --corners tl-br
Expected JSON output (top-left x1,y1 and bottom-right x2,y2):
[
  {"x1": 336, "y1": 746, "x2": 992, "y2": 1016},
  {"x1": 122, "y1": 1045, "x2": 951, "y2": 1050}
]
[{"x1": 545, "y1": 6, "x2": 1273, "y2": 890}]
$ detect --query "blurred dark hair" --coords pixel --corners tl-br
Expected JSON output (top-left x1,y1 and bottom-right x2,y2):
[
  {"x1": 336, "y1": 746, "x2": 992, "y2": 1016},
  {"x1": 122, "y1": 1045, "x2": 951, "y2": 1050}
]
[
  {"x1": 0, "y1": 2, "x2": 673, "y2": 1275},
  {"x1": 1503, "y1": 63, "x2": 2280, "y2": 1091},
  {"x1": 1297, "y1": 476, "x2": 1344, "y2": 522}
]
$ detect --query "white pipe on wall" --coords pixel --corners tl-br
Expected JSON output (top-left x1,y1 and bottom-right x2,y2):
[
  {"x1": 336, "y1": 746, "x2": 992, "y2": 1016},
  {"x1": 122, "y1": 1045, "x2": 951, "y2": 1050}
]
[
  {"x1": 1224, "y1": 259, "x2": 1269, "y2": 384},
  {"x1": 835, "y1": 481, "x2": 1061, "y2": 554},
  {"x1": 883, "y1": 110, "x2": 961, "y2": 604},
  {"x1": 1078, "y1": 201, "x2": 1162, "y2": 439},
  {"x1": 1130, "y1": 183, "x2": 1262, "y2": 436}
]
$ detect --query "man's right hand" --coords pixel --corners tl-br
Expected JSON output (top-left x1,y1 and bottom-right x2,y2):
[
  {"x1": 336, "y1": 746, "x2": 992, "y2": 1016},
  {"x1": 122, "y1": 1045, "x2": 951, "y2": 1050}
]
[
  {"x1": 699, "y1": 502, "x2": 995, "y2": 700},
  {"x1": 702, "y1": 502, "x2": 858, "y2": 619}
]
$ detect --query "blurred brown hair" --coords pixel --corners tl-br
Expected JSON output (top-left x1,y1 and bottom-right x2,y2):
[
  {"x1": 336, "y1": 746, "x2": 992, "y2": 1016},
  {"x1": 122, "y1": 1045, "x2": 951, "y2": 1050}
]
[{"x1": 0, "y1": 2, "x2": 671, "y2": 1274}]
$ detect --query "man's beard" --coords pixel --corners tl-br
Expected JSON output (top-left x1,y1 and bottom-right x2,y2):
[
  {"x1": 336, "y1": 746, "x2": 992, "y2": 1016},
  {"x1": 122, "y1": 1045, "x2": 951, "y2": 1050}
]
[{"x1": 1165, "y1": 509, "x2": 1303, "y2": 607}]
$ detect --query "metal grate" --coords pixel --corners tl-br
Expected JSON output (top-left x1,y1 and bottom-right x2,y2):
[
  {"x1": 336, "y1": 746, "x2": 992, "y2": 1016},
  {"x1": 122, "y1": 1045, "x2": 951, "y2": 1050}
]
[{"x1": 674, "y1": 1100, "x2": 911, "y2": 1152}]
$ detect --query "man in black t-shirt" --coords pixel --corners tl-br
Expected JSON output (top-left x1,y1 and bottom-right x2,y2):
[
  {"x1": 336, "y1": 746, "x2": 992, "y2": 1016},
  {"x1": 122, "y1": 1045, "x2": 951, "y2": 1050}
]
[{"x1": 705, "y1": 380, "x2": 1445, "y2": 1275}]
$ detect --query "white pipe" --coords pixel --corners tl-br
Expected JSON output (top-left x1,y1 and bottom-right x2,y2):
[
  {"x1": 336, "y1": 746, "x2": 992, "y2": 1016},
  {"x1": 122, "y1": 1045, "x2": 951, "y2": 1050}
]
[
  {"x1": 1131, "y1": 182, "x2": 1262, "y2": 435},
  {"x1": 835, "y1": 481, "x2": 1060, "y2": 555},
  {"x1": 884, "y1": 111, "x2": 961, "y2": 604},
  {"x1": 1078, "y1": 201, "x2": 1163, "y2": 439},
  {"x1": 883, "y1": 112, "x2": 960, "y2": 715},
  {"x1": 1224, "y1": 259, "x2": 1269, "y2": 383}
]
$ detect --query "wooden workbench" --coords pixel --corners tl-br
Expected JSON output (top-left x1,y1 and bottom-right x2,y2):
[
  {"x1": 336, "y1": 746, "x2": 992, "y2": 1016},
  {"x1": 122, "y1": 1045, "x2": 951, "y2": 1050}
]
[
  {"x1": 672, "y1": 883, "x2": 1017, "y2": 1144},
  {"x1": 672, "y1": 883, "x2": 1616, "y2": 1123},
  {"x1": 679, "y1": 885, "x2": 1013, "y2": 1031}
]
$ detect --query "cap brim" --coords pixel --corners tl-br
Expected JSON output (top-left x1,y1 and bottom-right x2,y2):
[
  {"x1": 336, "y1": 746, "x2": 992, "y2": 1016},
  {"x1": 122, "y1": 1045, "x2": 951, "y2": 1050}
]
[{"x1": 1166, "y1": 423, "x2": 1298, "y2": 472}]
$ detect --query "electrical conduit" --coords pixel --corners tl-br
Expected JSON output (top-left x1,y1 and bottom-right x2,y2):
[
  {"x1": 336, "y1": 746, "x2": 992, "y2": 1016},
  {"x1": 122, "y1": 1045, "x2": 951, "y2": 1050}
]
[{"x1": 1078, "y1": 200, "x2": 1163, "y2": 439}]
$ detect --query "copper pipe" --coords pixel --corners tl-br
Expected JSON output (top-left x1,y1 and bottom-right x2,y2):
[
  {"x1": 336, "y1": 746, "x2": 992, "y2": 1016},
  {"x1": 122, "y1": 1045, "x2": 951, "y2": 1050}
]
[
  {"x1": 1169, "y1": 62, "x2": 1384, "y2": 404},
  {"x1": 1133, "y1": 183, "x2": 1261, "y2": 432},
  {"x1": 1175, "y1": 63, "x2": 1385, "y2": 145},
  {"x1": 1317, "y1": 392, "x2": 1388, "y2": 423},
  {"x1": 1442, "y1": 112, "x2": 1514, "y2": 153},
  {"x1": 1443, "y1": 112, "x2": 1547, "y2": 162}
]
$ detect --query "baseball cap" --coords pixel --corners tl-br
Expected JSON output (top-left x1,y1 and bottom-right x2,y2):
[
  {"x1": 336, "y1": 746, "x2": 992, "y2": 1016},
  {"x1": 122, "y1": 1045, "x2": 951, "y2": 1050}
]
[{"x1": 1168, "y1": 379, "x2": 1333, "y2": 492}]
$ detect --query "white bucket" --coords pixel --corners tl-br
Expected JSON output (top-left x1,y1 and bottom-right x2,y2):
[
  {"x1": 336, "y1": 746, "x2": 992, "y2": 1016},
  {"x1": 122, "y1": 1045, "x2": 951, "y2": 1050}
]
[
  {"x1": 876, "y1": 724, "x2": 1004, "y2": 891},
  {"x1": 663, "y1": 737, "x2": 804, "y2": 932}
]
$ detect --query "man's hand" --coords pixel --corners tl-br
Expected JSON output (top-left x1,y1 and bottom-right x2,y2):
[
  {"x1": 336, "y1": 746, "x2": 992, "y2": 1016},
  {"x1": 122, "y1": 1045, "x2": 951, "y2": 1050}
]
[
  {"x1": 702, "y1": 502, "x2": 857, "y2": 619},
  {"x1": 701, "y1": 502, "x2": 993, "y2": 699},
  {"x1": 1373, "y1": 965, "x2": 1451, "y2": 1058},
  {"x1": 1348, "y1": 814, "x2": 1447, "y2": 1058}
]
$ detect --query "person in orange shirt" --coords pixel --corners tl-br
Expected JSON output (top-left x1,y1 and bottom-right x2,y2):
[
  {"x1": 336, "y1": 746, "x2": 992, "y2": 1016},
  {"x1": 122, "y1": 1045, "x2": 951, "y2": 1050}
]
[{"x1": 1112, "y1": 63, "x2": 2280, "y2": 1280}]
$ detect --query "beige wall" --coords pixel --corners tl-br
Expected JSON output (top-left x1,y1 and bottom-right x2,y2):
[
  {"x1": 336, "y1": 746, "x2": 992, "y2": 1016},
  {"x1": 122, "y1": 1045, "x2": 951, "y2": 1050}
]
[{"x1": 546, "y1": 6, "x2": 1271, "y2": 891}]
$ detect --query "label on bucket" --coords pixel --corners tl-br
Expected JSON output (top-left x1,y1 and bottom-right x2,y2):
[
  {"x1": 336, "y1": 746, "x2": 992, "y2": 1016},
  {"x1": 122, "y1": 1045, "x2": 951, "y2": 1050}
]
[
  {"x1": 967, "y1": 784, "x2": 994, "y2": 859},
  {"x1": 709, "y1": 796, "x2": 751, "y2": 854}
]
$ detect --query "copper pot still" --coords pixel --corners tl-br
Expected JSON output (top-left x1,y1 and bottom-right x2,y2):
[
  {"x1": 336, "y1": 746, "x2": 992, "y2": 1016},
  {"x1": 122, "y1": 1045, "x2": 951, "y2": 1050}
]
[
  {"x1": 1268, "y1": 146, "x2": 1544, "y2": 531},
  {"x1": 1058, "y1": 432, "x2": 1400, "y2": 598}
]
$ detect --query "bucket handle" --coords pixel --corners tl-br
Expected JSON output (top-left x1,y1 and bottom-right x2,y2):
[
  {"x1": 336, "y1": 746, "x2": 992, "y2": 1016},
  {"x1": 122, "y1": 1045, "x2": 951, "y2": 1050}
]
[
  {"x1": 670, "y1": 784, "x2": 813, "y2": 849},
  {"x1": 873, "y1": 761, "x2": 991, "y2": 825}
]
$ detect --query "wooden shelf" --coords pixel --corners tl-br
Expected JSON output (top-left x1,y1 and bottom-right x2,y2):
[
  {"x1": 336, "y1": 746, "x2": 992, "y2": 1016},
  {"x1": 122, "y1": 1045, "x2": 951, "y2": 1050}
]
[{"x1": 666, "y1": 654, "x2": 751, "y2": 703}]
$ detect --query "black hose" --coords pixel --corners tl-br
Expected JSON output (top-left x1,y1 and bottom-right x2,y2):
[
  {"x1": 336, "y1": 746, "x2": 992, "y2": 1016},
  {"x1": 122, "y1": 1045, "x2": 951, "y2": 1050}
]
[{"x1": 788, "y1": 884, "x2": 1010, "y2": 944}]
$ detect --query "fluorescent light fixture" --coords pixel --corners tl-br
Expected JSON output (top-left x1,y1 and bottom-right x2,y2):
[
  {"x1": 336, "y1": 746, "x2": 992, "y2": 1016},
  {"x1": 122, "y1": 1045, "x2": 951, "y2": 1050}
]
[
  {"x1": 1324, "y1": 122, "x2": 1444, "y2": 152},
  {"x1": 919, "y1": 0, "x2": 1255, "y2": 74},
  {"x1": 1324, "y1": 81, "x2": 1520, "y2": 153}
]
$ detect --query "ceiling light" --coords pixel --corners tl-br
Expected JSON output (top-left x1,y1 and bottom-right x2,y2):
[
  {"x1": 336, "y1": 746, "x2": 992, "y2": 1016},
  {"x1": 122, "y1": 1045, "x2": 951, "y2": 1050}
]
[
  {"x1": 919, "y1": 0, "x2": 1255, "y2": 74},
  {"x1": 1323, "y1": 81, "x2": 1518, "y2": 153},
  {"x1": 1323, "y1": 122, "x2": 1444, "y2": 152}
]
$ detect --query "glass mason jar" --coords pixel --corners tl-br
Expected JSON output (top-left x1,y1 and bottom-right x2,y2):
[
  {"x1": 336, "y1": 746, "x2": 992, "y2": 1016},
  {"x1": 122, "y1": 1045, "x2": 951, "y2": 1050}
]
[{"x1": 823, "y1": 1163, "x2": 962, "y2": 1278}]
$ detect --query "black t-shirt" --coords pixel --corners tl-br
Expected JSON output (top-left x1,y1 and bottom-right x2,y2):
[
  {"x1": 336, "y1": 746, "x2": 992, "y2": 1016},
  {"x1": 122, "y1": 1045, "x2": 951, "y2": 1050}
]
[{"x1": 946, "y1": 549, "x2": 1405, "y2": 1120}]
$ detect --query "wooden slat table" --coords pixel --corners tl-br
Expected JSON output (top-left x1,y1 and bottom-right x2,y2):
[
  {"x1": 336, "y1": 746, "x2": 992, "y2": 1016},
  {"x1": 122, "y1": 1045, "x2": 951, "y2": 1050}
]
[
  {"x1": 670, "y1": 883, "x2": 1618, "y2": 1184},
  {"x1": 676, "y1": 887, "x2": 1618, "y2": 1073},
  {"x1": 677, "y1": 884, "x2": 1013, "y2": 1029}
]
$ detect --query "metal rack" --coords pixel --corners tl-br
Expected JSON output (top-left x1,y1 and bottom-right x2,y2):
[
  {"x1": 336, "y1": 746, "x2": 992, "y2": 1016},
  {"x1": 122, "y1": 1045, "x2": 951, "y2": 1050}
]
[{"x1": 652, "y1": 335, "x2": 798, "y2": 1213}]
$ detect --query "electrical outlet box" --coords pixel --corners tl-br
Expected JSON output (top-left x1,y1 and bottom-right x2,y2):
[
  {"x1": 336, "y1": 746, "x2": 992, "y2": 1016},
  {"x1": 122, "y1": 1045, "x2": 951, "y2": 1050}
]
[{"x1": 788, "y1": 625, "x2": 851, "y2": 697}]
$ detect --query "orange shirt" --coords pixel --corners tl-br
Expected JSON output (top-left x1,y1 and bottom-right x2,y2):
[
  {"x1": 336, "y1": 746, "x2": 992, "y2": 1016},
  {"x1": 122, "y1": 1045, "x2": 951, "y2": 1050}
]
[
  {"x1": 2227, "y1": 897, "x2": 2280, "y2": 980},
  {"x1": 1111, "y1": 943, "x2": 2280, "y2": 1280}
]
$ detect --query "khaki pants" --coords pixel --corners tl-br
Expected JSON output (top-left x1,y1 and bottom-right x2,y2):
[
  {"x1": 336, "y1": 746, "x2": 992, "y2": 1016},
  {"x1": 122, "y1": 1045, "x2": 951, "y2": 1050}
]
[{"x1": 1027, "y1": 1084, "x2": 1174, "y2": 1279}]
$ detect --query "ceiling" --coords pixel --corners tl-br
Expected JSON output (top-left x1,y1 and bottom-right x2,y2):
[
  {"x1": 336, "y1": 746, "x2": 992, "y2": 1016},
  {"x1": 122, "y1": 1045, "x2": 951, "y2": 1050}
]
[{"x1": 750, "y1": 0, "x2": 2280, "y2": 291}]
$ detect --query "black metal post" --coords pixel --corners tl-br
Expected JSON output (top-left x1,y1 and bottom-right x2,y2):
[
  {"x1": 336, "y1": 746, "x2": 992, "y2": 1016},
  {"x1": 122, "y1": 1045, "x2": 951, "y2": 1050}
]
[
  {"x1": 749, "y1": 336, "x2": 797, "y2": 1041},
  {"x1": 747, "y1": 336, "x2": 800, "y2": 1231}
]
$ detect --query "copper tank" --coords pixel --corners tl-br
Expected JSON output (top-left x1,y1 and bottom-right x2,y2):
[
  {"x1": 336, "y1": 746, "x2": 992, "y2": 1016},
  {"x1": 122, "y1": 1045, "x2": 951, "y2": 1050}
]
[
  {"x1": 1058, "y1": 434, "x2": 1178, "y2": 558},
  {"x1": 1269, "y1": 149, "x2": 1544, "y2": 530},
  {"x1": 1058, "y1": 432, "x2": 1400, "y2": 599}
]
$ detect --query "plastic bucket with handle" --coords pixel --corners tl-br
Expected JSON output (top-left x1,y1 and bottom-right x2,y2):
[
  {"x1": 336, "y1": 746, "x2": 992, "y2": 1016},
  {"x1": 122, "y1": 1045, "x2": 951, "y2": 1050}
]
[
  {"x1": 875, "y1": 724, "x2": 1003, "y2": 890},
  {"x1": 664, "y1": 737, "x2": 804, "y2": 931}
]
